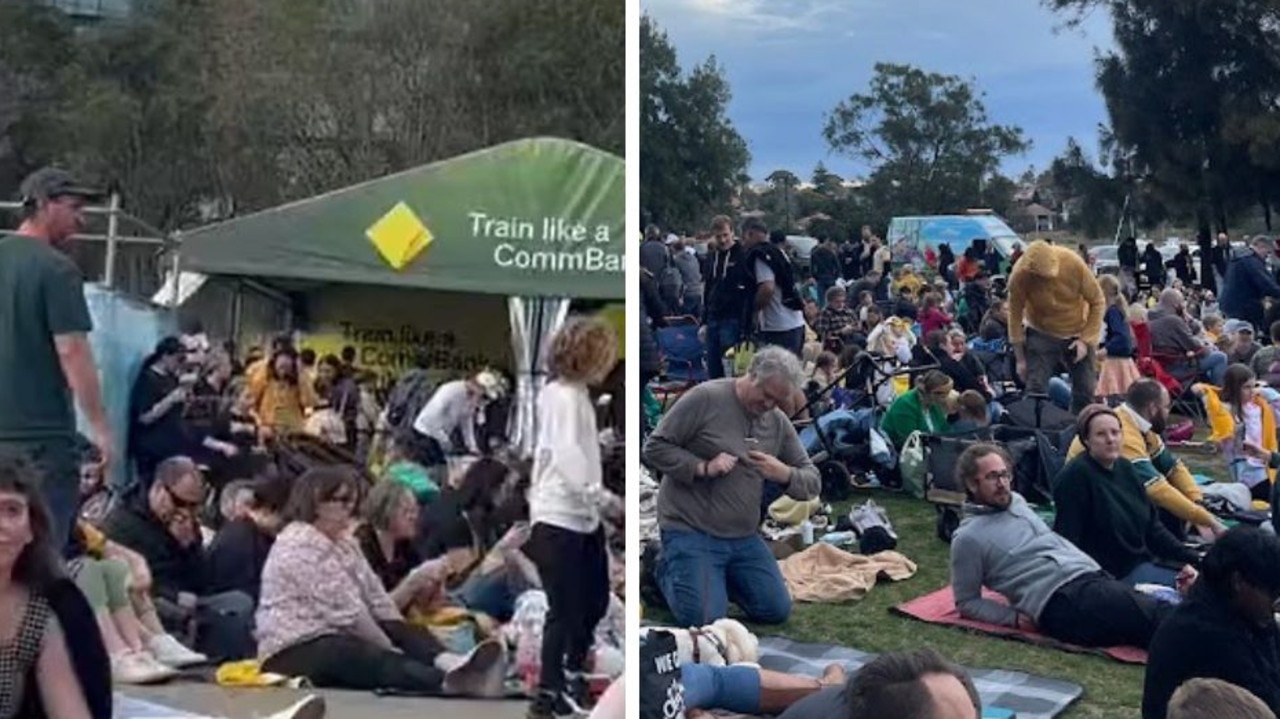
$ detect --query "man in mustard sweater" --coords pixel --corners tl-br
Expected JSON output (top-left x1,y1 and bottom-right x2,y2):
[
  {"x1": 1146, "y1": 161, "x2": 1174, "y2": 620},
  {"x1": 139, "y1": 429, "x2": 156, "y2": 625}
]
[
  {"x1": 1008, "y1": 240, "x2": 1106, "y2": 413},
  {"x1": 1067, "y1": 379, "x2": 1227, "y2": 540}
]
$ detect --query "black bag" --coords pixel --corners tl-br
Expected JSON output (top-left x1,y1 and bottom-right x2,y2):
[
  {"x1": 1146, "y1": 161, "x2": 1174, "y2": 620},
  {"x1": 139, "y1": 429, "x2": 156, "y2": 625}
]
[
  {"x1": 1003, "y1": 395, "x2": 1076, "y2": 452},
  {"x1": 640, "y1": 541, "x2": 668, "y2": 610},
  {"x1": 641, "y1": 630, "x2": 686, "y2": 719}
]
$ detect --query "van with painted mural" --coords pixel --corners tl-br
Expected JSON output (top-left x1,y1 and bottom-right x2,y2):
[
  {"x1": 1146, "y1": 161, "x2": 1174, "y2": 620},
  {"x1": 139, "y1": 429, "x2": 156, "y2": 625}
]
[{"x1": 888, "y1": 213, "x2": 1024, "y2": 273}]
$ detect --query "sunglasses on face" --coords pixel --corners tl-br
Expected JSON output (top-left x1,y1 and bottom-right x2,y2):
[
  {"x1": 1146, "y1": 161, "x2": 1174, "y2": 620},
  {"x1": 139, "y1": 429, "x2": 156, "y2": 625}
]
[
  {"x1": 164, "y1": 485, "x2": 202, "y2": 511},
  {"x1": 324, "y1": 493, "x2": 357, "y2": 507}
]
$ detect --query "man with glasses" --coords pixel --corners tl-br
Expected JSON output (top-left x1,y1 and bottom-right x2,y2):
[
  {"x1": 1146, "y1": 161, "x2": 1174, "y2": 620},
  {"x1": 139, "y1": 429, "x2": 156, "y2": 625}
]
[
  {"x1": 702, "y1": 215, "x2": 755, "y2": 379},
  {"x1": 0, "y1": 168, "x2": 112, "y2": 551},
  {"x1": 950, "y1": 443, "x2": 1175, "y2": 649},
  {"x1": 102, "y1": 456, "x2": 256, "y2": 661},
  {"x1": 644, "y1": 347, "x2": 820, "y2": 627}
]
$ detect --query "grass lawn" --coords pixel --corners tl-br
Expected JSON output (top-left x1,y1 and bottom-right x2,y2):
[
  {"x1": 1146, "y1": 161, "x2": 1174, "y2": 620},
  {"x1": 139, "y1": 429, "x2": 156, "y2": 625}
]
[{"x1": 645, "y1": 444, "x2": 1229, "y2": 719}]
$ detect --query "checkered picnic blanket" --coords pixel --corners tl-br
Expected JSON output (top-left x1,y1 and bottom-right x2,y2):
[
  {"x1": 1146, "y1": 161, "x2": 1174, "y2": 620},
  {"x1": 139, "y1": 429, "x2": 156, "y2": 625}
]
[{"x1": 758, "y1": 636, "x2": 1083, "y2": 719}]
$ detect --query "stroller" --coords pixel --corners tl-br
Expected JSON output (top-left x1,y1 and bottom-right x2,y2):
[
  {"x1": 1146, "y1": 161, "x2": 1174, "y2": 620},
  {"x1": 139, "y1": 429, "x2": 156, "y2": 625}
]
[
  {"x1": 924, "y1": 393, "x2": 1072, "y2": 543},
  {"x1": 793, "y1": 352, "x2": 935, "y2": 501}
]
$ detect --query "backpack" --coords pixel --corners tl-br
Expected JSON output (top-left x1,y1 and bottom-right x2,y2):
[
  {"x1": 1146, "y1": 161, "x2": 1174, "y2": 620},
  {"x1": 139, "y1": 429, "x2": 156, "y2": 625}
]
[{"x1": 384, "y1": 369, "x2": 435, "y2": 434}]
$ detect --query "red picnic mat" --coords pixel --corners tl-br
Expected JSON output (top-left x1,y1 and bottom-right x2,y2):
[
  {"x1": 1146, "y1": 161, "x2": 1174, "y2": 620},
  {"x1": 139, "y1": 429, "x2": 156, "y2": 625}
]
[{"x1": 892, "y1": 585, "x2": 1148, "y2": 665}]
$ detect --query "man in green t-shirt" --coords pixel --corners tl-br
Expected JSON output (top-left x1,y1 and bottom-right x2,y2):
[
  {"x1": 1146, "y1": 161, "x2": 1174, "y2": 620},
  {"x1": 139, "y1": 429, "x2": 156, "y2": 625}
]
[{"x1": 0, "y1": 168, "x2": 111, "y2": 549}]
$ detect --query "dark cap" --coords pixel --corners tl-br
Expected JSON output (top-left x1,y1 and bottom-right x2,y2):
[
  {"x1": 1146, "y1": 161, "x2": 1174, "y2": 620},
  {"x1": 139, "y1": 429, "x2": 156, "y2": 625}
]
[{"x1": 19, "y1": 167, "x2": 105, "y2": 204}]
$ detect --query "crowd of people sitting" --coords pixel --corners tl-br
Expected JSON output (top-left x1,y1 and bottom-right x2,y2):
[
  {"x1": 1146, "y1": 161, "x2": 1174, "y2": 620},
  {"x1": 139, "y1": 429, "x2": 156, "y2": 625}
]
[
  {"x1": 640, "y1": 215, "x2": 1280, "y2": 719},
  {"x1": 0, "y1": 192, "x2": 626, "y2": 719}
]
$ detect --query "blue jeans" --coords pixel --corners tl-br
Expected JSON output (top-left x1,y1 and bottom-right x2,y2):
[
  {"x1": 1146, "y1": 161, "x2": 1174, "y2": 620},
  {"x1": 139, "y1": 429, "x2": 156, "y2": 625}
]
[
  {"x1": 682, "y1": 664, "x2": 762, "y2": 712},
  {"x1": 657, "y1": 529, "x2": 792, "y2": 627},
  {"x1": 1121, "y1": 561, "x2": 1179, "y2": 589},
  {"x1": 1048, "y1": 376, "x2": 1072, "y2": 411},
  {"x1": 1200, "y1": 350, "x2": 1228, "y2": 386},
  {"x1": 705, "y1": 318, "x2": 743, "y2": 379}
]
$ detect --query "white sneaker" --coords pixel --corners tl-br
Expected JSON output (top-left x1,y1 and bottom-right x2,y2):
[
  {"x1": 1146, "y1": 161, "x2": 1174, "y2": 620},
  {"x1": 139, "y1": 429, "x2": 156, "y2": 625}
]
[
  {"x1": 112, "y1": 650, "x2": 177, "y2": 684},
  {"x1": 263, "y1": 695, "x2": 326, "y2": 719},
  {"x1": 441, "y1": 639, "x2": 506, "y2": 696},
  {"x1": 148, "y1": 633, "x2": 207, "y2": 668}
]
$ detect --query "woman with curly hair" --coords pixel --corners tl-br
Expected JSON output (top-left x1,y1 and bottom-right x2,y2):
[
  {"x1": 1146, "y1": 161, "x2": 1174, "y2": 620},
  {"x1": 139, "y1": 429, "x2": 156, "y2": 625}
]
[{"x1": 526, "y1": 317, "x2": 623, "y2": 719}]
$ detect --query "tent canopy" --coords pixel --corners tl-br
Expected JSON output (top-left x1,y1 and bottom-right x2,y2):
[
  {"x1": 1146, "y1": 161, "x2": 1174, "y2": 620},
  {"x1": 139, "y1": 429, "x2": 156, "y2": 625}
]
[{"x1": 179, "y1": 138, "x2": 624, "y2": 299}]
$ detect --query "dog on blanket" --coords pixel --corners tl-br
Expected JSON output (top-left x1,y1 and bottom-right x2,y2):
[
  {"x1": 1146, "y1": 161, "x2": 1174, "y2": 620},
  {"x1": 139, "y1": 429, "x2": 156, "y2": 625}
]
[{"x1": 640, "y1": 619, "x2": 759, "y2": 666}]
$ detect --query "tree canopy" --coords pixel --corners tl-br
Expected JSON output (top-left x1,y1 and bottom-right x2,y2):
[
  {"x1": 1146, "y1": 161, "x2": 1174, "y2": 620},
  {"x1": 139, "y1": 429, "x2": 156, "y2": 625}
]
[
  {"x1": 822, "y1": 63, "x2": 1029, "y2": 220},
  {"x1": 0, "y1": 0, "x2": 624, "y2": 231},
  {"x1": 1044, "y1": 0, "x2": 1280, "y2": 233},
  {"x1": 639, "y1": 14, "x2": 749, "y2": 233}
]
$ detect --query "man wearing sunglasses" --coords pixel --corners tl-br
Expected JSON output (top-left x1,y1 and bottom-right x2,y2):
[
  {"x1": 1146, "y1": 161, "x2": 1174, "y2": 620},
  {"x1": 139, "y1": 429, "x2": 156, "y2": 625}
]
[
  {"x1": 950, "y1": 443, "x2": 1176, "y2": 649},
  {"x1": 103, "y1": 455, "x2": 256, "y2": 662}
]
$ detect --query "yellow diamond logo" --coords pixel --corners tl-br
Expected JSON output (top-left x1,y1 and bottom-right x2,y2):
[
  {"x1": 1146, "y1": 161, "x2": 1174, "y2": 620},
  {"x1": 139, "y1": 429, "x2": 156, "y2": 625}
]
[{"x1": 366, "y1": 201, "x2": 433, "y2": 270}]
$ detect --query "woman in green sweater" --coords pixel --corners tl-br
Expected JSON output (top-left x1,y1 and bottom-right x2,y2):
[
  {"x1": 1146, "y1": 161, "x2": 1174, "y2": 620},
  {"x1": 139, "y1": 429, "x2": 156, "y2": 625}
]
[
  {"x1": 1053, "y1": 404, "x2": 1200, "y2": 590},
  {"x1": 880, "y1": 370, "x2": 952, "y2": 449}
]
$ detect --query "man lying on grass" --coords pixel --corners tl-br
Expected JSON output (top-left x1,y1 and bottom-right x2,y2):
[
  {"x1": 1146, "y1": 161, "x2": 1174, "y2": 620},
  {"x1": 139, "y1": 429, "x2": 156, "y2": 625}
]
[{"x1": 950, "y1": 442, "x2": 1179, "y2": 649}]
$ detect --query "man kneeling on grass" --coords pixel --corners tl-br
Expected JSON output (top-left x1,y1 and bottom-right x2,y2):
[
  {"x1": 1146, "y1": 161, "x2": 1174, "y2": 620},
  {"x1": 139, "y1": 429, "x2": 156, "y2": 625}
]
[
  {"x1": 643, "y1": 346, "x2": 820, "y2": 627},
  {"x1": 950, "y1": 443, "x2": 1178, "y2": 649}
]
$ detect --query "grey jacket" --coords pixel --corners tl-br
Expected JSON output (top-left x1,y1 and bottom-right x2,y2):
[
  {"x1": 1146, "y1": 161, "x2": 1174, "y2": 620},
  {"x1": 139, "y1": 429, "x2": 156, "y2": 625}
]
[{"x1": 950, "y1": 493, "x2": 1099, "y2": 626}]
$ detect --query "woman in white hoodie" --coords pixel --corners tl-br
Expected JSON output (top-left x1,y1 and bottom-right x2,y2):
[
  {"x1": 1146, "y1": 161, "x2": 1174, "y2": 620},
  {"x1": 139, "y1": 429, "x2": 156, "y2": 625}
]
[{"x1": 527, "y1": 317, "x2": 622, "y2": 719}]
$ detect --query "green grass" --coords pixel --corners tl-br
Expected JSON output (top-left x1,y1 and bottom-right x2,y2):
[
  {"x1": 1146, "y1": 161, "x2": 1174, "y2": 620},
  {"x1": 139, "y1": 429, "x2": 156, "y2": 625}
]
[{"x1": 646, "y1": 443, "x2": 1229, "y2": 718}]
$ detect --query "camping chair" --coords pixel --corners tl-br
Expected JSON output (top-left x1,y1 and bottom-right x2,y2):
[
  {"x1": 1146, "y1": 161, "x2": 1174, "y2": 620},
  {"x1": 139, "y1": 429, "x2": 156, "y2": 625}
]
[
  {"x1": 651, "y1": 315, "x2": 705, "y2": 410},
  {"x1": 1132, "y1": 321, "x2": 1207, "y2": 426}
]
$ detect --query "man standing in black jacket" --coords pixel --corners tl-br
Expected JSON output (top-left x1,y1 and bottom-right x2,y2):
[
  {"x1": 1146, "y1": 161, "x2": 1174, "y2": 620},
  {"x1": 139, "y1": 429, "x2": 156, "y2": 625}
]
[
  {"x1": 1143, "y1": 527, "x2": 1280, "y2": 719},
  {"x1": 810, "y1": 237, "x2": 841, "y2": 309},
  {"x1": 102, "y1": 456, "x2": 255, "y2": 661},
  {"x1": 702, "y1": 215, "x2": 754, "y2": 378}
]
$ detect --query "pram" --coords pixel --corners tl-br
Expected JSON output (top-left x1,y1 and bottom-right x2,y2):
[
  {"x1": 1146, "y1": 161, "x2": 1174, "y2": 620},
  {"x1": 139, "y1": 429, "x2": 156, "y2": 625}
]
[
  {"x1": 793, "y1": 352, "x2": 936, "y2": 501},
  {"x1": 924, "y1": 393, "x2": 1072, "y2": 543}
]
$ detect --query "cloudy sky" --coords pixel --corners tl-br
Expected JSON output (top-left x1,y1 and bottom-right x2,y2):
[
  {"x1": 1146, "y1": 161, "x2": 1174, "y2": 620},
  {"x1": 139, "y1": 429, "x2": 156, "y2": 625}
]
[{"x1": 642, "y1": 0, "x2": 1116, "y2": 183}]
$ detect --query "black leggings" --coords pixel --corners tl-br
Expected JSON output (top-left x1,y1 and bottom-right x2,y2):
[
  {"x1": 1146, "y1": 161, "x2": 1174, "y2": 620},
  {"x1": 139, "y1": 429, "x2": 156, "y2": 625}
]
[
  {"x1": 529, "y1": 523, "x2": 610, "y2": 694},
  {"x1": 263, "y1": 620, "x2": 446, "y2": 692},
  {"x1": 1038, "y1": 572, "x2": 1176, "y2": 649}
]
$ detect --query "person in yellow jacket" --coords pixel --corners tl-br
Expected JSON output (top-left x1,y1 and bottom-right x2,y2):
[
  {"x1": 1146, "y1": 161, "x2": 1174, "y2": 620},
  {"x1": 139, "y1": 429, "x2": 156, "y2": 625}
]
[
  {"x1": 1007, "y1": 239, "x2": 1106, "y2": 413},
  {"x1": 1067, "y1": 379, "x2": 1227, "y2": 539},
  {"x1": 247, "y1": 348, "x2": 319, "y2": 437},
  {"x1": 1193, "y1": 363, "x2": 1278, "y2": 501}
]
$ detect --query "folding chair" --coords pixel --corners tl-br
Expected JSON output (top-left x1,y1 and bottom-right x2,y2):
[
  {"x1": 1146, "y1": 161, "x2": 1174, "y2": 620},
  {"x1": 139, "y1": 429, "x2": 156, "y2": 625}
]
[{"x1": 650, "y1": 315, "x2": 705, "y2": 410}]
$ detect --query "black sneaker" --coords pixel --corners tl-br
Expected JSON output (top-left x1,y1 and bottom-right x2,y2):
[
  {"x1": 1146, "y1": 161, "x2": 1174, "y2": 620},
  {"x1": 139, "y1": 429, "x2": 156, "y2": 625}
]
[
  {"x1": 565, "y1": 674, "x2": 594, "y2": 713},
  {"x1": 528, "y1": 690, "x2": 579, "y2": 719}
]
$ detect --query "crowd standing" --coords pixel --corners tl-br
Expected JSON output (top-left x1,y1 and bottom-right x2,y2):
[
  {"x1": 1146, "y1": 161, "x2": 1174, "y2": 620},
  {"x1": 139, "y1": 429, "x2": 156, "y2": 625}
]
[
  {"x1": 641, "y1": 214, "x2": 1280, "y2": 719},
  {"x1": 0, "y1": 168, "x2": 626, "y2": 719}
]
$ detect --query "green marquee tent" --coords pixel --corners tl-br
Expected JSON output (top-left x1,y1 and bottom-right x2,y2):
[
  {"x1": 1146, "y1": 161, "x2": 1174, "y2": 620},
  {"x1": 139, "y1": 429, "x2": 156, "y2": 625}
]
[{"x1": 178, "y1": 137, "x2": 624, "y2": 299}]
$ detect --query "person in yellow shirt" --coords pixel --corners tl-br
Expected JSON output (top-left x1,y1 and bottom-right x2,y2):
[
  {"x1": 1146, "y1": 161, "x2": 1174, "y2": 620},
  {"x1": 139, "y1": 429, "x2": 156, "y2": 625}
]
[
  {"x1": 247, "y1": 348, "x2": 319, "y2": 437},
  {"x1": 1008, "y1": 240, "x2": 1106, "y2": 413},
  {"x1": 1067, "y1": 379, "x2": 1227, "y2": 540}
]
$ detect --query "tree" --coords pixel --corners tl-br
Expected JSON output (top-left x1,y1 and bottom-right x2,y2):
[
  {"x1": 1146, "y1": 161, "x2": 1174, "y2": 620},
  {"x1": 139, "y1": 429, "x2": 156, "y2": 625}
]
[
  {"x1": 822, "y1": 63, "x2": 1029, "y2": 217},
  {"x1": 640, "y1": 14, "x2": 749, "y2": 231},
  {"x1": 1044, "y1": 0, "x2": 1280, "y2": 233},
  {"x1": 1, "y1": 0, "x2": 625, "y2": 231},
  {"x1": 811, "y1": 162, "x2": 843, "y2": 197}
]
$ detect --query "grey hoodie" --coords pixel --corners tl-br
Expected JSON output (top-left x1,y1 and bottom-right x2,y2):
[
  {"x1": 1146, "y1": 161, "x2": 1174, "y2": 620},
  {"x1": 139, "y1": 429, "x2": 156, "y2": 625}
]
[{"x1": 950, "y1": 493, "x2": 1099, "y2": 626}]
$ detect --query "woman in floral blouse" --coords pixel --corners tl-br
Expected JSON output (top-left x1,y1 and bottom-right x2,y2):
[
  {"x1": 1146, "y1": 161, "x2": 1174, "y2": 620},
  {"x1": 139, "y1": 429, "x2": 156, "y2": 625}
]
[{"x1": 255, "y1": 467, "x2": 505, "y2": 695}]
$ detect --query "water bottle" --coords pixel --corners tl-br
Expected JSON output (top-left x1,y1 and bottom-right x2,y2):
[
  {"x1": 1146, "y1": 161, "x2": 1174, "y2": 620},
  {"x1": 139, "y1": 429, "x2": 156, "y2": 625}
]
[
  {"x1": 821, "y1": 531, "x2": 856, "y2": 546},
  {"x1": 801, "y1": 517, "x2": 814, "y2": 545}
]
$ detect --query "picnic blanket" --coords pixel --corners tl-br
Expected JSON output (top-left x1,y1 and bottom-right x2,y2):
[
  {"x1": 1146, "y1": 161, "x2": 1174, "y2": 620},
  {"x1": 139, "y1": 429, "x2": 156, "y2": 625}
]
[
  {"x1": 116, "y1": 694, "x2": 216, "y2": 718},
  {"x1": 758, "y1": 636, "x2": 1083, "y2": 719},
  {"x1": 777, "y1": 543, "x2": 916, "y2": 603},
  {"x1": 892, "y1": 586, "x2": 1148, "y2": 664}
]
